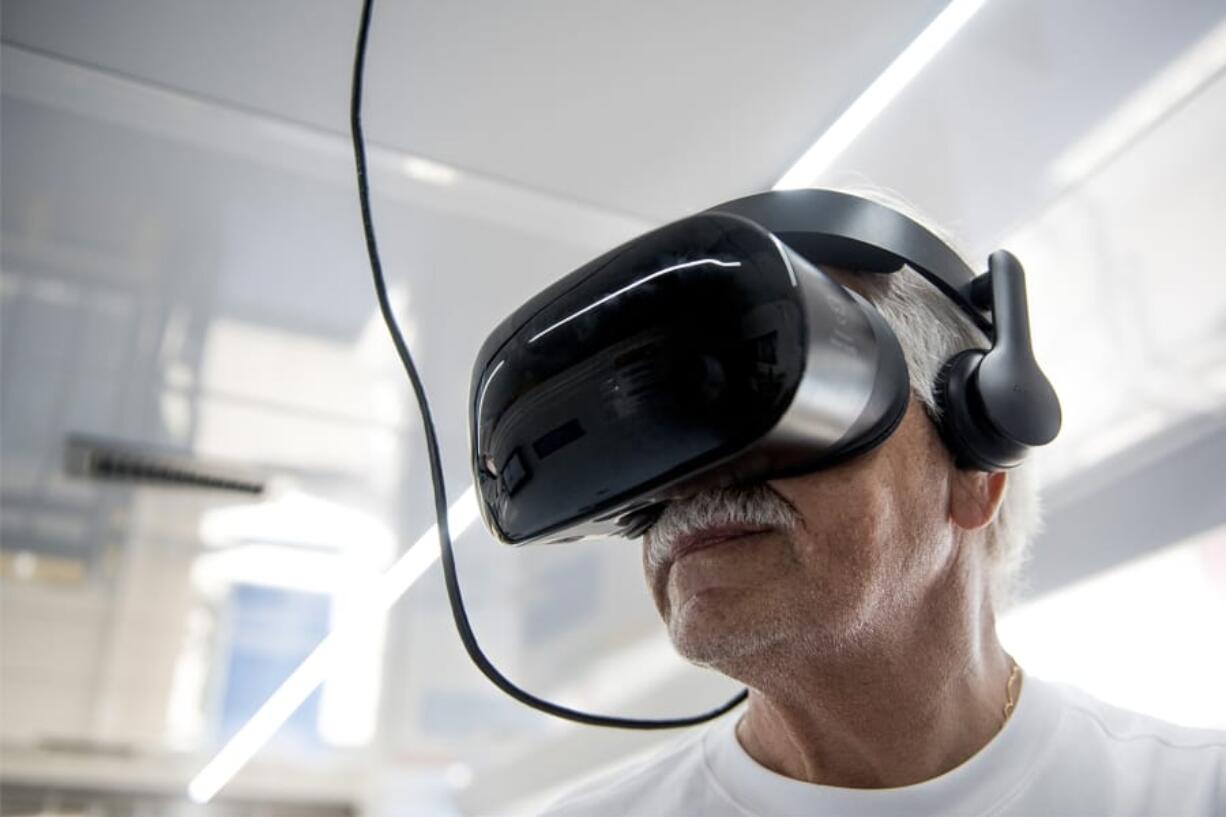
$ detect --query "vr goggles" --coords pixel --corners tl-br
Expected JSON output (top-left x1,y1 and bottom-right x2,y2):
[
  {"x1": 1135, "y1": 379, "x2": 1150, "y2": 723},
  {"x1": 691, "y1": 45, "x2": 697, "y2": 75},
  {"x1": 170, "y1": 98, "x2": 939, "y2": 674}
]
[
  {"x1": 343, "y1": 7, "x2": 1061, "y2": 733},
  {"x1": 471, "y1": 189, "x2": 1061, "y2": 546}
]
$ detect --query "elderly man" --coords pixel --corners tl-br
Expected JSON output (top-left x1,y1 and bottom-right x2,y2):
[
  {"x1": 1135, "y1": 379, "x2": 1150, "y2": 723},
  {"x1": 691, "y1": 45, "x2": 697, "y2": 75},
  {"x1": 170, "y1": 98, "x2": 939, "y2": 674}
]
[{"x1": 541, "y1": 195, "x2": 1225, "y2": 816}]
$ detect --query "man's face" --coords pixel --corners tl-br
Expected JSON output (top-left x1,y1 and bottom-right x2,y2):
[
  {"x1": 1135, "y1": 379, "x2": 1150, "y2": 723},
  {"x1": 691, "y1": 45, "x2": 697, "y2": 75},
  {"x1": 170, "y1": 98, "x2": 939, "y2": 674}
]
[{"x1": 643, "y1": 398, "x2": 962, "y2": 670}]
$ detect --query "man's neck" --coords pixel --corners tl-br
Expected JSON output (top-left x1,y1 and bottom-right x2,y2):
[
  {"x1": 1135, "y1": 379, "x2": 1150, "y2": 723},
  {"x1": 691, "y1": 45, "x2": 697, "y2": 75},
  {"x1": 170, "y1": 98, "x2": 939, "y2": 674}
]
[{"x1": 731, "y1": 593, "x2": 1015, "y2": 789}]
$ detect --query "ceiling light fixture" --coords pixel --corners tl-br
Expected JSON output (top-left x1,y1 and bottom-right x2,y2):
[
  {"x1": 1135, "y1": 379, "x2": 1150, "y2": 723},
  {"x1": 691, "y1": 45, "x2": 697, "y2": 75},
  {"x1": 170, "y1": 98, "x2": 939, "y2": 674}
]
[
  {"x1": 402, "y1": 156, "x2": 459, "y2": 186},
  {"x1": 774, "y1": 0, "x2": 988, "y2": 189}
]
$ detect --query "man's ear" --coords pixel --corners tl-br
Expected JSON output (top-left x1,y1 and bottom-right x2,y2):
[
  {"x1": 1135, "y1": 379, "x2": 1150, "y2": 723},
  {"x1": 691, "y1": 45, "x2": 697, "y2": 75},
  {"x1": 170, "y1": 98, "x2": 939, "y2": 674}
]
[{"x1": 949, "y1": 469, "x2": 1007, "y2": 531}]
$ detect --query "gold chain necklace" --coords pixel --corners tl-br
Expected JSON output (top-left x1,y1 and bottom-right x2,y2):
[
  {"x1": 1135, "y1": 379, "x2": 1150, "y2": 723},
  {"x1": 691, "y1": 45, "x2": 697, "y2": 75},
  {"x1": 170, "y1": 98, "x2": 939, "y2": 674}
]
[{"x1": 1002, "y1": 658, "x2": 1021, "y2": 725}]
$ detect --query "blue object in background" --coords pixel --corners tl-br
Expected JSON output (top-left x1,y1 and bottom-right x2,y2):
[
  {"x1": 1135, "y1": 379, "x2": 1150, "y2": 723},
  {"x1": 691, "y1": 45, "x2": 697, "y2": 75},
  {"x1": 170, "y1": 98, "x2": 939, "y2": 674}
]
[{"x1": 219, "y1": 583, "x2": 331, "y2": 748}]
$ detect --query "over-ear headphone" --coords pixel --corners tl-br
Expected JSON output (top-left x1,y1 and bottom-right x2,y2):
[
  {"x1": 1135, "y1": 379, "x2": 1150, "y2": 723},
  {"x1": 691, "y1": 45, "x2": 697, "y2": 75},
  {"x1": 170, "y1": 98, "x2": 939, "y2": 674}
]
[{"x1": 933, "y1": 250, "x2": 1062, "y2": 471}]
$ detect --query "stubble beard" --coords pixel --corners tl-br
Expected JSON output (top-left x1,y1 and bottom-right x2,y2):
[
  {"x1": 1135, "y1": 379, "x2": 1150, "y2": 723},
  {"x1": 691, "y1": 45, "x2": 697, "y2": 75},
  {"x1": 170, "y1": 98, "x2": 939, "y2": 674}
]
[
  {"x1": 646, "y1": 484, "x2": 806, "y2": 674},
  {"x1": 668, "y1": 602, "x2": 801, "y2": 672}
]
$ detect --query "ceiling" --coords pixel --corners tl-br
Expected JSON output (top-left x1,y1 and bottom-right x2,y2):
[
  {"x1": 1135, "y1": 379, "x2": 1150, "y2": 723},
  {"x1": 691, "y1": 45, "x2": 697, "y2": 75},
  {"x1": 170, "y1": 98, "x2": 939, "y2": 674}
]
[
  {"x1": 2, "y1": 0, "x2": 1225, "y2": 813},
  {"x1": 7, "y1": 0, "x2": 1223, "y2": 229}
]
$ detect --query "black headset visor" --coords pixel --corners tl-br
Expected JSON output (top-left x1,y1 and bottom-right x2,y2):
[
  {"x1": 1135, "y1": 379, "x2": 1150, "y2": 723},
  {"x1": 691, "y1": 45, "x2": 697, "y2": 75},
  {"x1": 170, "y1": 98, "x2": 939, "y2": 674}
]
[
  {"x1": 472, "y1": 206, "x2": 911, "y2": 545},
  {"x1": 473, "y1": 215, "x2": 802, "y2": 543}
]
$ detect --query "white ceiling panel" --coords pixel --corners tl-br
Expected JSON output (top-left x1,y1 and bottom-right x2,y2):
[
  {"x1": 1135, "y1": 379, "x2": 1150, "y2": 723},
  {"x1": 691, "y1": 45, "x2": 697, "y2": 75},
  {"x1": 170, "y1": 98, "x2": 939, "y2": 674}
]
[
  {"x1": 2, "y1": 0, "x2": 951, "y2": 219},
  {"x1": 823, "y1": 0, "x2": 1226, "y2": 254}
]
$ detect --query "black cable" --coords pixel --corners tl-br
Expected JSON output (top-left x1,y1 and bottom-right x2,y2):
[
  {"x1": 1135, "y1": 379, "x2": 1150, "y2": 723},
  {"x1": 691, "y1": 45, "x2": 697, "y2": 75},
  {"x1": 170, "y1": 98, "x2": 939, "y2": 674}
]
[{"x1": 349, "y1": 0, "x2": 748, "y2": 728}]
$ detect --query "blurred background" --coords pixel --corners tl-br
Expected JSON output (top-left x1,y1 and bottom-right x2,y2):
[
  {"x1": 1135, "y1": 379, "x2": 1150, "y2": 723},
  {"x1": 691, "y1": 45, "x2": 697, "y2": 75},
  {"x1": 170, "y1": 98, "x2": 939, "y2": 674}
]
[{"x1": 1, "y1": 1, "x2": 1225, "y2": 815}]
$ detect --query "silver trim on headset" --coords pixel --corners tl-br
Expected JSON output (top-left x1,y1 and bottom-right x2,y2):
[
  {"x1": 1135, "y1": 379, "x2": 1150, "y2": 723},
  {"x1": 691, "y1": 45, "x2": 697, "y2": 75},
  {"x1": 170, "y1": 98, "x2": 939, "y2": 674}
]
[{"x1": 759, "y1": 256, "x2": 879, "y2": 452}]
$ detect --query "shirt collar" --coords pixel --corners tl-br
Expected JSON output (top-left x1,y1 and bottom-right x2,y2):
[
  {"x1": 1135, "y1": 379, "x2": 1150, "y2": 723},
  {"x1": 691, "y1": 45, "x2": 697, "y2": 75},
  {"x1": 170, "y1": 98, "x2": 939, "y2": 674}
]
[{"x1": 701, "y1": 674, "x2": 1064, "y2": 817}]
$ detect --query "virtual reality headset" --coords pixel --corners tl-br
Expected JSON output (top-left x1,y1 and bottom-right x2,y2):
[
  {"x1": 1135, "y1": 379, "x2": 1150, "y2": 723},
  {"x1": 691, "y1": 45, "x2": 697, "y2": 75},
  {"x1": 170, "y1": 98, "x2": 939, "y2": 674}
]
[{"x1": 470, "y1": 189, "x2": 1061, "y2": 546}]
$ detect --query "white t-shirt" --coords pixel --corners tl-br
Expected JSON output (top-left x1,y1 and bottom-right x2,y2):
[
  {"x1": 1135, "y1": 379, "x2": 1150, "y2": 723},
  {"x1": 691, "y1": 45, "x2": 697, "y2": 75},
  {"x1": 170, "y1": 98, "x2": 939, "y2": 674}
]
[{"x1": 540, "y1": 676, "x2": 1226, "y2": 816}]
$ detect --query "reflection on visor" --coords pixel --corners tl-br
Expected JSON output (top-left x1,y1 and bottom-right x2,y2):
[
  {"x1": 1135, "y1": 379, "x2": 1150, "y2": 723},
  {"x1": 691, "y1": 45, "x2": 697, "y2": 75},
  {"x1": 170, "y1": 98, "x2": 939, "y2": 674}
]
[{"x1": 527, "y1": 258, "x2": 744, "y2": 345}]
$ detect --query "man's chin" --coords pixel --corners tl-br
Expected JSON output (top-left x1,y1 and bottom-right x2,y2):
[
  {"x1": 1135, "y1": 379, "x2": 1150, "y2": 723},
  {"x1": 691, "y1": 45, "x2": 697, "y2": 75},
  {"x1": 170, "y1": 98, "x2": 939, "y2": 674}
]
[
  {"x1": 667, "y1": 602, "x2": 784, "y2": 669},
  {"x1": 670, "y1": 629, "x2": 784, "y2": 672}
]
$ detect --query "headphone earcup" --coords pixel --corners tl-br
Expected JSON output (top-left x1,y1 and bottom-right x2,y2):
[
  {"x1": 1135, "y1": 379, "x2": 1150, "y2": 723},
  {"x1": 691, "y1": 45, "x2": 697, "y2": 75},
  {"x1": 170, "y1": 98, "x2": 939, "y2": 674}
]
[{"x1": 933, "y1": 350, "x2": 1029, "y2": 472}]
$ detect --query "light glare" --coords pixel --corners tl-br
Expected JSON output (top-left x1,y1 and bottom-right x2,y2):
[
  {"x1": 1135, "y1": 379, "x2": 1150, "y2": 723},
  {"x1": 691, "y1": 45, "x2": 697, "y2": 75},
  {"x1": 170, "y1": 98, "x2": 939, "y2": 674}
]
[
  {"x1": 1048, "y1": 17, "x2": 1226, "y2": 188},
  {"x1": 774, "y1": 0, "x2": 988, "y2": 189}
]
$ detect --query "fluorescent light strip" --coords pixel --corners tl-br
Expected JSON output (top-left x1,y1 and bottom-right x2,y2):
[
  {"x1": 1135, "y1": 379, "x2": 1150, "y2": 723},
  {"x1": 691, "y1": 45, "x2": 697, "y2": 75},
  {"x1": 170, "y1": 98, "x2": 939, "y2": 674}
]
[
  {"x1": 401, "y1": 156, "x2": 460, "y2": 186},
  {"x1": 1048, "y1": 17, "x2": 1226, "y2": 188},
  {"x1": 774, "y1": 0, "x2": 988, "y2": 189},
  {"x1": 187, "y1": 487, "x2": 480, "y2": 804}
]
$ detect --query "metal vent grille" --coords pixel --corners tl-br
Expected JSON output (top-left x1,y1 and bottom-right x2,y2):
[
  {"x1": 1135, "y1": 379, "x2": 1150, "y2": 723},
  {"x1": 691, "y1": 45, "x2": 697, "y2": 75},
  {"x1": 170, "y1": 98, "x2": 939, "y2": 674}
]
[{"x1": 64, "y1": 434, "x2": 265, "y2": 495}]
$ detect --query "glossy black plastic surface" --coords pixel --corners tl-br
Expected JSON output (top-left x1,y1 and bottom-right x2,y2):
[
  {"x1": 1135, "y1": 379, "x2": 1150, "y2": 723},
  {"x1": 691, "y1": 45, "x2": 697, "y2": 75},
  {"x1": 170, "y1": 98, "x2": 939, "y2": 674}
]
[
  {"x1": 974, "y1": 250, "x2": 1062, "y2": 448},
  {"x1": 472, "y1": 215, "x2": 805, "y2": 543},
  {"x1": 708, "y1": 189, "x2": 990, "y2": 334}
]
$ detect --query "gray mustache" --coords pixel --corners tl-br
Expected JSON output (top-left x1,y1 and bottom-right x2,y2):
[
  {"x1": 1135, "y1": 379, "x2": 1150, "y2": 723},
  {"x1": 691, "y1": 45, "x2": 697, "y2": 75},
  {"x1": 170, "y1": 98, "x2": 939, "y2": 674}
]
[{"x1": 645, "y1": 484, "x2": 800, "y2": 569}]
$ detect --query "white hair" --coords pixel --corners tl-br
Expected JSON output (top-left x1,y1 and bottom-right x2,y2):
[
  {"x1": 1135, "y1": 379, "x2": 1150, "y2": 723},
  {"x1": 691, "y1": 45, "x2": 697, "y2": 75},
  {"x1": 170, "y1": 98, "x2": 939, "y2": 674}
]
[{"x1": 835, "y1": 186, "x2": 1041, "y2": 608}]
